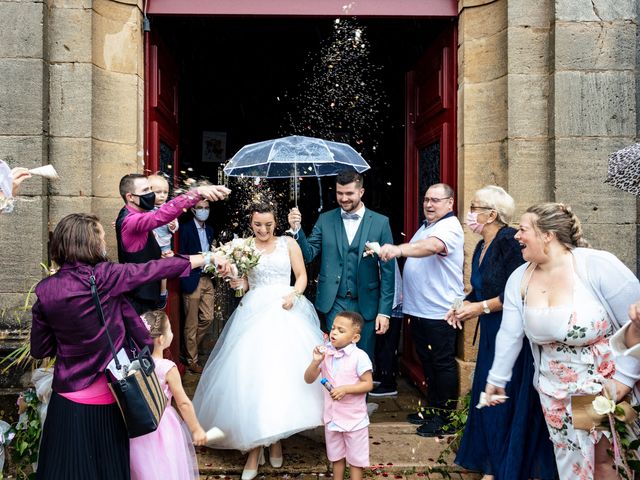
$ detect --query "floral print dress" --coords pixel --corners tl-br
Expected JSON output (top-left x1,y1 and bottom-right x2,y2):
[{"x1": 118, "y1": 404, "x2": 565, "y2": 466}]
[{"x1": 524, "y1": 273, "x2": 615, "y2": 480}]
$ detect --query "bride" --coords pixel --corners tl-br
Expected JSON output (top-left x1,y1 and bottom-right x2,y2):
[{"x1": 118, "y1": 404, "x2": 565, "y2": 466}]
[{"x1": 193, "y1": 200, "x2": 324, "y2": 480}]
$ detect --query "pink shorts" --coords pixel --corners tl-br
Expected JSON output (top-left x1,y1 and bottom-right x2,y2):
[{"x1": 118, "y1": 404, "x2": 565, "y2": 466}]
[{"x1": 324, "y1": 426, "x2": 370, "y2": 468}]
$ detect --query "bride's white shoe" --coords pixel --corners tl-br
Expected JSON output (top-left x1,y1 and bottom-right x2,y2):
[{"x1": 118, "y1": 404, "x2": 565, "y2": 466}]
[
  {"x1": 269, "y1": 442, "x2": 283, "y2": 468},
  {"x1": 241, "y1": 447, "x2": 265, "y2": 480}
]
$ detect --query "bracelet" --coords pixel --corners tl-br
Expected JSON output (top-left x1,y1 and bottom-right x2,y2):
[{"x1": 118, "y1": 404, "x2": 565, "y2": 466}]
[{"x1": 203, "y1": 252, "x2": 212, "y2": 266}]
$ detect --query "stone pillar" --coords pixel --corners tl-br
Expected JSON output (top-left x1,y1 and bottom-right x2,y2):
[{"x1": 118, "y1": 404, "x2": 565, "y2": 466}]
[
  {"x1": 48, "y1": 0, "x2": 94, "y2": 224},
  {"x1": 91, "y1": 0, "x2": 144, "y2": 253},
  {"x1": 0, "y1": 0, "x2": 144, "y2": 389},
  {"x1": 456, "y1": 0, "x2": 509, "y2": 393},
  {"x1": 551, "y1": 0, "x2": 637, "y2": 268},
  {"x1": 0, "y1": 0, "x2": 48, "y2": 329},
  {"x1": 506, "y1": 0, "x2": 552, "y2": 212}
]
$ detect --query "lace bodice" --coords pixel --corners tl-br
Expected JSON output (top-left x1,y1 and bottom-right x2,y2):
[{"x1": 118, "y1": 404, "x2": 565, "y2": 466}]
[{"x1": 247, "y1": 237, "x2": 292, "y2": 289}]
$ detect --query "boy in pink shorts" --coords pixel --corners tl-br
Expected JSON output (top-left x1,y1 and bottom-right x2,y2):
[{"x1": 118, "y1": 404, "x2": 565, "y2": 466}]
[{"x1": 304, "y1": 311, "x2": 374, "y2": 480}]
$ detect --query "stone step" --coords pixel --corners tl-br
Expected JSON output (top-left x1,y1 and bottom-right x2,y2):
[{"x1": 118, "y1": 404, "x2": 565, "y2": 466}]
[
  {"x1": 200, "y1": 474, "x2": 481, "y2": 479},
  {"x1": 197, "y1": 423, "x2": 480, "y2": 478}
]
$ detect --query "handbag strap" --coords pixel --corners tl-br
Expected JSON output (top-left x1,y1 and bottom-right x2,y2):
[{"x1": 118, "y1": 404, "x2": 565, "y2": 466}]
[{"x1": 89, "y1": 273, "x2": 122, "y2": 371}]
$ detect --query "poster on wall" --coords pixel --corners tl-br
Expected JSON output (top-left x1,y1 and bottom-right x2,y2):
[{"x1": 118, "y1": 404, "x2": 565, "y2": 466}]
[{"x1": 202, "y1": 131, "x2": 226, "y2": 163}]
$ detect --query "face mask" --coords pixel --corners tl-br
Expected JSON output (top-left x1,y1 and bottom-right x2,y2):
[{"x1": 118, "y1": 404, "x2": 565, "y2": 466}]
[
  {"x1": 466, "y1": 211, "x2": 484, "y2": 234},
  {"x1": 134, "y1": 192, "x2": 156, "y2": 211},
  {"x1": 194, "y1": 208, "x2": 210, "y2": 222}
]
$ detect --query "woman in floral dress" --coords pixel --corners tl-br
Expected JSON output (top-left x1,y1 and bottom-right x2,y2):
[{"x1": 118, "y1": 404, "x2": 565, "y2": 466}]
[{"x1": 485, "y1": 203, "x2": 640, "y2": 480}]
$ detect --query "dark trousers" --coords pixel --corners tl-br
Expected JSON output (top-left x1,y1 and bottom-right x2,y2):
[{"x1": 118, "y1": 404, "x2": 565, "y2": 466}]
[
  {"x1": 410, "y1": 315, "x2": 459, "y2": 413},
  {"x1": 374, "y1": 315, "x2": 402, "y2": 389},
  {"x1": 326, "y1": 296, "x2": 375, "y2": 360}
]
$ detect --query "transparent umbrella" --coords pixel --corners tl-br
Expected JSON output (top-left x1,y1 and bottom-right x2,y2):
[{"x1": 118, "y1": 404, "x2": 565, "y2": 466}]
[{"x1": 223, "y1": 135, "x2": 371, "y2": 207}]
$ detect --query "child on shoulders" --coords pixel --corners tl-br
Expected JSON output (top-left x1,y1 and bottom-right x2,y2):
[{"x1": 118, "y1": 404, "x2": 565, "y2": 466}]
[
  {"x1": 148, "y1": 174, "x2": 179, "y2": 308},
  {"x1": 304, "y1": 310, "x2": 374, "y2": 480}
]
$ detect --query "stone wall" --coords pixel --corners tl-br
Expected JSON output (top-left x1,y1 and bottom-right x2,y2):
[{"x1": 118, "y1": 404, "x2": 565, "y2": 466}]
[
  {"x1": 551, "y1": 0, "x2": 638, "y2": 267},
  {"x1": 459, "y1": 0, "x2": 639, "y2": 272},
  {"x1": 456, "y1": 0, "x2": 639, "y2": 393},
  {"x1": 0, "y1": 0, "x2": 144, "y2": 387},
  {"x1": 456, "y1": 0, "x2": 509, "y2": 394},
  {"x1": 0, "y1": 1, "x2": 48, "y2": 325}
]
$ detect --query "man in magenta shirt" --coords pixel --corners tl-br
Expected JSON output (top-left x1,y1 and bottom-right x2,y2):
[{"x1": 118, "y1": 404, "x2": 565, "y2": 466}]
[{"x1": 115, "y1": 173, "x2": 230, "y2": 314}]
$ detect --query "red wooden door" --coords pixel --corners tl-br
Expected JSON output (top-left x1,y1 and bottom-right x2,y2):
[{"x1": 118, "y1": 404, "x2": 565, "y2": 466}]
[
  {"x1": 145, "y1": 31, "x2": 182, "y2": 366},
  {"x1": 401, "y1": 23, "x2": 457, "y2": 393}
]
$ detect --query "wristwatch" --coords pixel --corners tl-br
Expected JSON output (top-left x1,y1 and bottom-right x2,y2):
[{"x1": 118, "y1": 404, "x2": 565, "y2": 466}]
[{"x1": 482, "y1": 300, "x2": 490, "y2": 314}]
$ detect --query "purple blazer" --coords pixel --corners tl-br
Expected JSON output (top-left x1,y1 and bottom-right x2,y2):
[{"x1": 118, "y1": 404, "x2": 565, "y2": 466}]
[{"x1": 31, "y1": 255, "x2": 192, "y2": 393}]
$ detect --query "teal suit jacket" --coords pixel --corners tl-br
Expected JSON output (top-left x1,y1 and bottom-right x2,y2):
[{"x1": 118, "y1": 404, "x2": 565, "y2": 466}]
[{"x1": 296, "y1": 208, "x2": 396, "y2": 321}]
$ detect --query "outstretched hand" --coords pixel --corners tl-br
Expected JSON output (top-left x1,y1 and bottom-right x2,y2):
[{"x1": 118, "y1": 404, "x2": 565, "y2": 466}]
[
  {"x1": 11, "y1": 167, "x2": 31, "y2": 196},
  {"x1": 215, "y1": 255, "x2": 232, "y2": 277},
  {"x1": 379, "y1": 244, "x2": 402, "y2": 262},
  {"x1": 196, "y1": 185, "x2": 231, "y2": 202}
]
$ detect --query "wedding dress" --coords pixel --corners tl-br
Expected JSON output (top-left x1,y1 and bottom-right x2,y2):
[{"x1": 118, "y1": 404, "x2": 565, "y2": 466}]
[{"x1": 193, "y1": 236, "x2": 324, "y2": 451}]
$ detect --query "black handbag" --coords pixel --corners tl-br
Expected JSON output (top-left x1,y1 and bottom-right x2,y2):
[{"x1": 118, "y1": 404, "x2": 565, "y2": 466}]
[{"x1": 89, "y1": 274, "x2": 167, "y2": 438}]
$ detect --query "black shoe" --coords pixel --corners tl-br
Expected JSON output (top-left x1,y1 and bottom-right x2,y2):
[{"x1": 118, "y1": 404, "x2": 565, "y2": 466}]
[
  {"x1": 407, "y1": 411, "x2": 435, "y2": 425},
  {"x1": 369, "y1": 385, "x2": 398, "y2": 397},
  {"x1": 416, "y1": 418, "x2": 450, "y2": 437}
]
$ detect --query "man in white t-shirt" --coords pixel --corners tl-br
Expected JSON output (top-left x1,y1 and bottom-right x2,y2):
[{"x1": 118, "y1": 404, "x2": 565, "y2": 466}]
[{"x1": 379, "y1": 183, "x2": 464, "y2": 437}]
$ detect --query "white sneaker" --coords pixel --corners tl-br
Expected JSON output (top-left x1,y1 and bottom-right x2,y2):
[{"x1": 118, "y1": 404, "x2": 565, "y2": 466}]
[{"x1": 367, "y1": 402, "x2": 379, "y2": 416}]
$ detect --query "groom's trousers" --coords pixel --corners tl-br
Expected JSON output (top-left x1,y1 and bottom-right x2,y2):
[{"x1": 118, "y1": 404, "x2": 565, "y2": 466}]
[{"x1": 326, "y1": 295, "x2": 375, "y2": 361}]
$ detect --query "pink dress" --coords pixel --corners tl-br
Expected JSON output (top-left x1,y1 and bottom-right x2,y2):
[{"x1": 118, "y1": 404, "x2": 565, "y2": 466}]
[{"x1": 130, "y1": 359, "x2": 199, "y2": 480}]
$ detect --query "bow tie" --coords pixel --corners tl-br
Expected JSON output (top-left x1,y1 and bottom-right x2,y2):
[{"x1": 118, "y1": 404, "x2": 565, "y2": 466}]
[
  {"x1": 341, "y1": 212, "x2": 360, "y2": 221},
  {"x1": 324, "y1": 347, "x2": 345, "y2": 358}
]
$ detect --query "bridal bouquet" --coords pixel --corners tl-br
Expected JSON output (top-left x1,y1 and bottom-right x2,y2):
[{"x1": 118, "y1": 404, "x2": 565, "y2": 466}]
[{"x1": 204, "y1": 236, "x2": 261, "y2": 297}]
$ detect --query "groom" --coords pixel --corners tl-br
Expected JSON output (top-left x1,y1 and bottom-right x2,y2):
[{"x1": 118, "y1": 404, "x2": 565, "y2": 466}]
[{"x1": 287, "y1": 170, "x2": 395, "y2": 359}]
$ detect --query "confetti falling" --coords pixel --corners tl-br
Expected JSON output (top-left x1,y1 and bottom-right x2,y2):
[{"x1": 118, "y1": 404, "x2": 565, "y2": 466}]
[{"x1": 279, "y1": 18, "x2": 388, "y2": 163}]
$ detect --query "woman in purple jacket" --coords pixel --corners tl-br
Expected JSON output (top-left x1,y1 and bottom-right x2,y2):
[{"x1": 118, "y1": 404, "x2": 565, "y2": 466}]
[{"x1": 31, "y1": 213, "x2": 225, "y2": 480}]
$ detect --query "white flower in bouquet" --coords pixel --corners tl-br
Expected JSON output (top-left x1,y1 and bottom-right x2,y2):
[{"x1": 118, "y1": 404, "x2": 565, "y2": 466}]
[
  {"x1": 592, "y1": 395, "x2": 616, "y2": 416},
  {"x1": 203, "y1": 236, "x2": 261, "y2": 296}
]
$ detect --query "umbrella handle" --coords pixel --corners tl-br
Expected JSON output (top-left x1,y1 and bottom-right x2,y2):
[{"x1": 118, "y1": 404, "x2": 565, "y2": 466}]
[{"x1": 317, "y1": 177, "x2": 323, "y2": 212}]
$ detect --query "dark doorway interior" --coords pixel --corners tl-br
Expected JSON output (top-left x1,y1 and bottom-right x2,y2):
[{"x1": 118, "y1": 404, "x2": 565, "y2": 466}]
[{"x1": 150, "y1": 15, "x2": 453, "y2": 241}]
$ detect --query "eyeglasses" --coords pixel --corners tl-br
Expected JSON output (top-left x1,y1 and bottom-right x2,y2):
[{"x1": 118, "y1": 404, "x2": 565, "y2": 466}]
[
  {"x1": 423, "y1": 196, "x2": 452, "y2": 204},
  {"x1": 194, "y1": 206, "x2": 209, "y2": 211},
  {"x1": 470, "y1": 205, "x2": 493, "y2": 212}
]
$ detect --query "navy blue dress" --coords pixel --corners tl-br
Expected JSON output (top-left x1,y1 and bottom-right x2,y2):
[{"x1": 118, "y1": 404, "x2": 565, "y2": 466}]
[{"x1": 454, "y1": 227, "x2": 557, "y2": 480}]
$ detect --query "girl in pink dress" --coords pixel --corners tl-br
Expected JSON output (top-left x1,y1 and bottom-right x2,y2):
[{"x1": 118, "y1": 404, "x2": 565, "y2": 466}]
[{"x1": 130, "y1": 310, "x2": 207, "y2": 480}]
